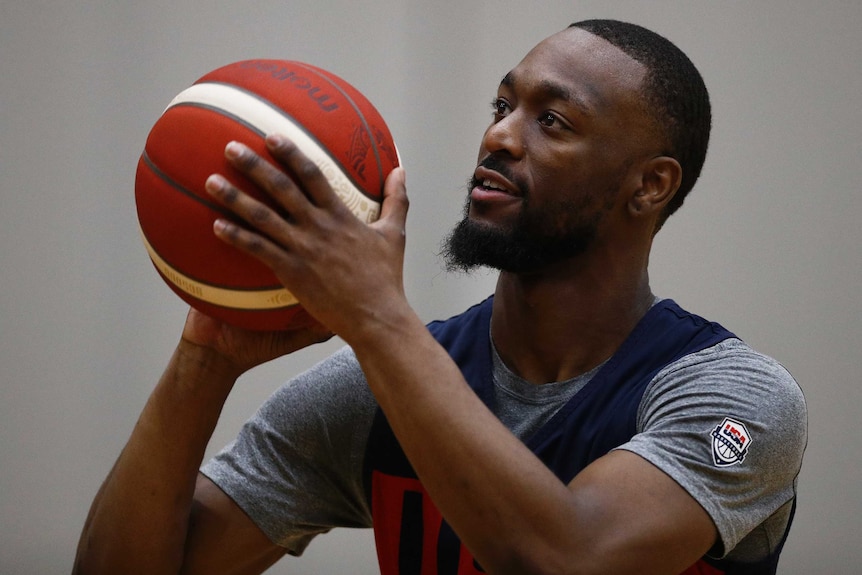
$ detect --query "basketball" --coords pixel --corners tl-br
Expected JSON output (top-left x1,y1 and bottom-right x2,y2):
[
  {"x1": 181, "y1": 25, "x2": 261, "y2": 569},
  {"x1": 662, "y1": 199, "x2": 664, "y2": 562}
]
[{"x1": 135, "y1": 60, "x2": 400, "y2": 331}]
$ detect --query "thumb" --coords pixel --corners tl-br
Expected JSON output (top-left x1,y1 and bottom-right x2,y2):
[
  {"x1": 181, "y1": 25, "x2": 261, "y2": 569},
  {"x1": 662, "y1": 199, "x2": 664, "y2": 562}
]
[{"x1": 375, "y1": 167, "x2": 408, "y2": 232}]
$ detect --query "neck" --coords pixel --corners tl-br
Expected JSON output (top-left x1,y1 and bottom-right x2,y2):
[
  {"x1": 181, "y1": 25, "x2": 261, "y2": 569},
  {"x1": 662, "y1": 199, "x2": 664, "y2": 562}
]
[{"x1": 490, "y1": 257, "x2": 654, "y2": 385}]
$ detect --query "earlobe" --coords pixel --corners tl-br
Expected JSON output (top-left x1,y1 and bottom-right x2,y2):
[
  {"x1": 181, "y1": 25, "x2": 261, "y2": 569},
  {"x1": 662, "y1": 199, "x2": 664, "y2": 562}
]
[{"x1": 629, "y1": 156, "x2": 682, "y2": 216}]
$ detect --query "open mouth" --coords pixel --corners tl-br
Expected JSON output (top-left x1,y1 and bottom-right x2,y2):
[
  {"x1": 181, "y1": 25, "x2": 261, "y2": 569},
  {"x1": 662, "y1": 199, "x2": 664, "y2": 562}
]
[
  {"x1": 481, "y1": 178, "x2": 508, "y2": 192},
  {"x1": 472, "y1": 166, "x2": 520, "y2": 197}
]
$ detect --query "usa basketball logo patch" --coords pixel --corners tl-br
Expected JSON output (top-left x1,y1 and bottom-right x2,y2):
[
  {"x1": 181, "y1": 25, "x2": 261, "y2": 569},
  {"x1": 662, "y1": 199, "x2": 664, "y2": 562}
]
[{"x1": 710, "y1": 417, "x2": 753, "y2": 467}]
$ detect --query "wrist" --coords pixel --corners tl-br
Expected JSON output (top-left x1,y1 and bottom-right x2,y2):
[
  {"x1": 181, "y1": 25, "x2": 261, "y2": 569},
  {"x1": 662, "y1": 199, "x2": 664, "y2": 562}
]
[
  {"x1": 344, "y1": 302, "x2": 427, "y2": 358},
  {"x1": 173, "y1": 338, "x2": 245, "y2": 393}
]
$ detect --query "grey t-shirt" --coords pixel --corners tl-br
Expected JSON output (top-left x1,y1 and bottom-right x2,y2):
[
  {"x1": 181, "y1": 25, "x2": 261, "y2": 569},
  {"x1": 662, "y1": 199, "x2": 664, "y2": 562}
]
[{"x1": 202, "y1": 310, "x2": 806, "y2": 563}]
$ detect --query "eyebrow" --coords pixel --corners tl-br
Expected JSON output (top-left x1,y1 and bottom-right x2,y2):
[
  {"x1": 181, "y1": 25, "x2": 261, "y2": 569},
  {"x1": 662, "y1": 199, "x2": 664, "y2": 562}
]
[{"x1": 500, "y1": 71, "x2": 596, "y2": 117}]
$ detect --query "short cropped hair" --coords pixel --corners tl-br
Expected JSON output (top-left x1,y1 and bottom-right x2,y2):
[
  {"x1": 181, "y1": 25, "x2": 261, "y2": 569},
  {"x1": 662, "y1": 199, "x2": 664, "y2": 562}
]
[{"x1": 569, "y1": 20, "x2": 711, "y2": 229}]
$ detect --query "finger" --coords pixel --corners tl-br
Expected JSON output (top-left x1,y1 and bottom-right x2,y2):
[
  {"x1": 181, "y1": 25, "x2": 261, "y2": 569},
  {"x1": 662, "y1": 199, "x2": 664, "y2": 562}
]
[
  {"x1": 374, "y1": 167, "x2": 409, "y2": 239},
  {"x1": 223, "y1": 140, "x2": 312, "y2": 220},
  {"x1": 211, "y1": 216, "x2": 296, "y2": 273},
  {"x1": 265, "y1": 134, "x2": 346, "y2": 213},
  {"x1": 272, "y1": 319, "x2": 334, "y2": 346},
  {"x1": 205, "y1": 173, "x2": 291, "y2": 243}
]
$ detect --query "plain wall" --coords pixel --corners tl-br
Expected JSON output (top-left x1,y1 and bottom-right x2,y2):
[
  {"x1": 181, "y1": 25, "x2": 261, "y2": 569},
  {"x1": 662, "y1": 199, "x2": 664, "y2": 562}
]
[{"x1": 1, "y1": 1, "x2": 860, "y2": 573}]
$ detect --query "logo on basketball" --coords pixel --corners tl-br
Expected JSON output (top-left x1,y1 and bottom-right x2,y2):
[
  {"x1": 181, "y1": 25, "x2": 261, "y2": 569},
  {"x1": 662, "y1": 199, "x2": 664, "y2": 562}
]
[
  {"x1": 710, "y1": 417, "x2": 752, "y2": 467},
  {"x1": 348, "y1": 125, "x2": 372, "y2": 181}
]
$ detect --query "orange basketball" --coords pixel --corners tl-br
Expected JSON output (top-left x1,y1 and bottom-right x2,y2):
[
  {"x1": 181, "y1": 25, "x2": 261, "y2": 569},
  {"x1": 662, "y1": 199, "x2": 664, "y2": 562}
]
[{"x1": 135, "y1": 60, "x2": 399, "y2": 330}]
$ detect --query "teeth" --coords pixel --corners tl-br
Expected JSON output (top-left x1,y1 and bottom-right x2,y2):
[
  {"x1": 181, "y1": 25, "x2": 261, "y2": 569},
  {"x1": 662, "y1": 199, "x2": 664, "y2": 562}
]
[{"x1": 483, "y1": 179, "x2": 504, "y2": 191}]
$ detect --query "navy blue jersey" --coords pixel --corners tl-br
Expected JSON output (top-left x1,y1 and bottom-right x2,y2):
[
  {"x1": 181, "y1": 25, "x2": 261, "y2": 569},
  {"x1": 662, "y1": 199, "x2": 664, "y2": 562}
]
[{"x1": 363, "y1": 297, "x2": 791, "y2": 574}]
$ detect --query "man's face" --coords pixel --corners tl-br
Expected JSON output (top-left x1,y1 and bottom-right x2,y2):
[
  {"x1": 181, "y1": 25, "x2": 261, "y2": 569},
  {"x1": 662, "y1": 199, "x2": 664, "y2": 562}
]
[{"x1": 443, "y1": 28, "x2": 656, "y2": 273}]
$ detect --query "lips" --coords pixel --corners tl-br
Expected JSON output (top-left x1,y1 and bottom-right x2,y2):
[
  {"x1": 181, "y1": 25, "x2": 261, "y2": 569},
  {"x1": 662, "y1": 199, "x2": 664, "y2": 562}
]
[{"x1": 472, "y1": 166, "x2": 520, "y2": 197}]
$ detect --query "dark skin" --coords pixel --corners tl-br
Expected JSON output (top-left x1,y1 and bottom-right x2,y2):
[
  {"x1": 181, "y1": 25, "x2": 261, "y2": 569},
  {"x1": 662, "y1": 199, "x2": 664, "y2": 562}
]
[{"x1": 74, "y1": 27, "x2": 715, "y2": 575}]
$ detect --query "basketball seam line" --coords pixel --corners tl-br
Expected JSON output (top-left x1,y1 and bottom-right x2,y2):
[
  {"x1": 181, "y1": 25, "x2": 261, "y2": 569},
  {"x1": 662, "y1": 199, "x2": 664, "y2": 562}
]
[
  {"x1": 291, "y1": 62, "x2": 386, "y2": 194},
  {"x1": 163, "y1": 82, "x2": 380, "y2": 222},
  {"x1": 141, "y1": 225, "x2": 298, "y2": 310},
  {"x1": 190, "y1": 79, "x2": 381, "y2": 203},
  {"x1": 140, "y1": 151, "x2": 237, "y2": 222},
  {"x1": 140, "y1": 226, "x2": 285, "y2": 293}
]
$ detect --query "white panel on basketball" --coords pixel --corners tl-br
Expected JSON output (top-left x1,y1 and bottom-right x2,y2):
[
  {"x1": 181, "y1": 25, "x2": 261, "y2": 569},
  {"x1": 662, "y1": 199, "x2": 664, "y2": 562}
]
[
  {"x1": 168, "y1": 83, "x2": 382, "y2": 224},
  {"x1": 140, "y1": 228, "x2": 300, "y2": 310}
]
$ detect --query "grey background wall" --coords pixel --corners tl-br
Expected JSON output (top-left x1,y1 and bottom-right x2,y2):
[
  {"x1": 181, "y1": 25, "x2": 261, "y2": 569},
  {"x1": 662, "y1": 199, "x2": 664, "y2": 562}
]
[{"x1": 1, "y1": 1, "x2": 859, "y2": 573}]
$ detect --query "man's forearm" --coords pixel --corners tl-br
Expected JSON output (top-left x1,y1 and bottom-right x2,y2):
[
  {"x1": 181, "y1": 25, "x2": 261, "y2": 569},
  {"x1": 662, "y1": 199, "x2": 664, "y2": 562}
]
[
  {"x1": 347, "y1": 310, "x2": 582, "y2": 574},
  {"x1": 73, "y1": 342, "x2": 240, "y2": 574}
]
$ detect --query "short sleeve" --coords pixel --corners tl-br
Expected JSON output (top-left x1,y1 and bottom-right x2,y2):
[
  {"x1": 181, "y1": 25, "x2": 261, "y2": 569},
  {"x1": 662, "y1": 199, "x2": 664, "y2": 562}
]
[
  {"x1": 616, "y1": 338, "x2": 807, "y2": 557},
  {"x1": 201, "y1": 345, "x2": 378, "y2": 555}
]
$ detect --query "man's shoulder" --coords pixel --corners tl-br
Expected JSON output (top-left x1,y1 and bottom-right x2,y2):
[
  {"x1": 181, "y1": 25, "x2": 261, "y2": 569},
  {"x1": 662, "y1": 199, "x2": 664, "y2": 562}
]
[
  {"x1": 661, "y1": 336, "x2": 797, "y2": 386},
  {"x1": 427, "y1": 296, "x2": 494, "y2": 326},
  {"x1": 647, "y1": 336, "x2": 807, "y2": 435},
  {"x1": 426, "y1": 296, "x2": 494, "y2": 339}
]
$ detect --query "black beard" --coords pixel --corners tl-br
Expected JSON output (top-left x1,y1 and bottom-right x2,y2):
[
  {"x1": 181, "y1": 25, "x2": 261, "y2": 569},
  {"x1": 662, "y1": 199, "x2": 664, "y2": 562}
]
[{"x1": 440, "y1": 193, "x2": 600, "y2": 274}]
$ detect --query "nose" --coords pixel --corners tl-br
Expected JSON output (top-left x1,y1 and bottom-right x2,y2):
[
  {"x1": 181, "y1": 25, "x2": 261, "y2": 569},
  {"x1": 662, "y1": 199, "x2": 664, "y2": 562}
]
[{"x1": 481, "y1": 112, "x2": 524, "y2": 158}]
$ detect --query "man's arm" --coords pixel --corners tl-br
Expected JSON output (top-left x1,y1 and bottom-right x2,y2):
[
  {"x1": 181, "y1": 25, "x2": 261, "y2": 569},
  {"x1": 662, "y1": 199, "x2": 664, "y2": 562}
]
[
  {"x1": 206, "y1": 136, "x2": 717, "y2": 575},
  {"x1": 72, "y1": 311, "x2": 331, "y2": 575},
  {"x1": 350, "y1": 312, "x2": 717, "y2": 575}
]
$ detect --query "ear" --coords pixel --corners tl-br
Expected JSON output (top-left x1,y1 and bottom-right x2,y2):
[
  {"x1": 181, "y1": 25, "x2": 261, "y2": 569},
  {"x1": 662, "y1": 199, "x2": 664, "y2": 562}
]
[{"x1": 628, "y1": 156, "x2": 682, "y2": 217}]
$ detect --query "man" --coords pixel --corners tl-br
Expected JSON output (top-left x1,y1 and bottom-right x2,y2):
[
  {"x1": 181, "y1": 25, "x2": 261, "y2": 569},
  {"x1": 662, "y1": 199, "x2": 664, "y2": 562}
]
[{"x1": 74, "y1": 19, "x2": 806, "y2": 575}]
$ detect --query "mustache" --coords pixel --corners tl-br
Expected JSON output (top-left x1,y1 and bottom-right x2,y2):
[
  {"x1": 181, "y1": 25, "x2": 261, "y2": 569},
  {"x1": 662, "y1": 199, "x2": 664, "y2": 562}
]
[{"x1": 470, "y1": 154, "x2": 526, "y2": 196}]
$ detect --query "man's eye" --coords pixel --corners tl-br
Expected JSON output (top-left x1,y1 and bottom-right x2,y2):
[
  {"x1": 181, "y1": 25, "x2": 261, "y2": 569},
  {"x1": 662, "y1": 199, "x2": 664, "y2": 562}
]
[
  {"x1": 491, "y1": 99, "x2": 510, "y2": 117},
  {"x1": 538, "y1": 112, "x2": 558, "y2": 127}
]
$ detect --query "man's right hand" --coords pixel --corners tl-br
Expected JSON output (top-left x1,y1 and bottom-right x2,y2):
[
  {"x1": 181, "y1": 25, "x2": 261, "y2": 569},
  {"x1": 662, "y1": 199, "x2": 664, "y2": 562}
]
[{"x1": 180, "y1": 307, "x2": 335, "y2": 378}]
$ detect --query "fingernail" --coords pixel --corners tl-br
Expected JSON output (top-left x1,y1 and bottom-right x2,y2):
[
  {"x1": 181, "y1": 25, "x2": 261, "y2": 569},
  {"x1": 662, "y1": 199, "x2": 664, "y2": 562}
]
[
  {"x1": 205, "y1": 174, "x2": 224, "y2": 193},
  {"x1": 213, "y1": 219, "x2": 229, "y2": 233},
  {"x1": 225, "y1": 141, "x2": 243, "y2": 159},
  {"x1": 266, "y1": 133, "x2": 286, "y2": 148}
]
